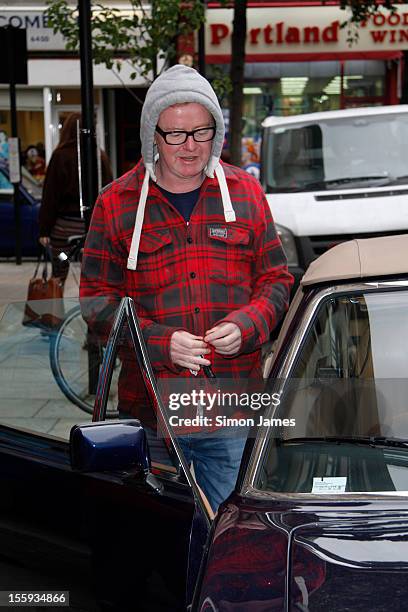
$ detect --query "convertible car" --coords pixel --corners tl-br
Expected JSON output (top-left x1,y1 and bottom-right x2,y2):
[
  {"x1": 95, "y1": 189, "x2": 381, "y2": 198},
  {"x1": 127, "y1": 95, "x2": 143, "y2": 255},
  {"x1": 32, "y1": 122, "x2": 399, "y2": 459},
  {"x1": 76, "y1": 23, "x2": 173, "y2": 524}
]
[{"x1": 0, "y1": 233, "x2": 408, "y2": 611}]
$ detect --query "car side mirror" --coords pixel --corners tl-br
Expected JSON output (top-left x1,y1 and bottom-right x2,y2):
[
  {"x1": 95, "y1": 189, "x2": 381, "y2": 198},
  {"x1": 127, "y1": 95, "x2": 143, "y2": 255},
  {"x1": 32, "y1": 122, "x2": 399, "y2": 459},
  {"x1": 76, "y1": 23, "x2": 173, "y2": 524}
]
[{"x1": 70, "y1": 420, "x2": 163, "y2": 494}]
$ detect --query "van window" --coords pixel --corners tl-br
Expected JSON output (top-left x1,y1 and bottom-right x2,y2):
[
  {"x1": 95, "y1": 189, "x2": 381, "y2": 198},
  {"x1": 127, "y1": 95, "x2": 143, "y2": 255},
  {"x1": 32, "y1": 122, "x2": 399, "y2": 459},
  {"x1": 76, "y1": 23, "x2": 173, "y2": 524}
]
[{"x1": 264, "y1": 112, "x2": 408, "y2": 192}]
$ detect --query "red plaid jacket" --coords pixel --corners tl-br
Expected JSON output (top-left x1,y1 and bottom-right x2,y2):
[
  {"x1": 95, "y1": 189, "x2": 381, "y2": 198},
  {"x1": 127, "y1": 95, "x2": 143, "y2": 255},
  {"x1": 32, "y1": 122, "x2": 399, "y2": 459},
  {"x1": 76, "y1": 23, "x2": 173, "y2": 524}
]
[{"x1": 80, "y1": 160, "x2": 293, "y2": 418}]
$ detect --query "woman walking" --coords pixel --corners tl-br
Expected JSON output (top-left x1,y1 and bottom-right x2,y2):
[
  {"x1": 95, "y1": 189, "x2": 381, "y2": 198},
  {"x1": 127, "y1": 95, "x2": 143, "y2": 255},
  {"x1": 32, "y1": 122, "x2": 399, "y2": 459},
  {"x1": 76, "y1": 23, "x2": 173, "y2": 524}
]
[{"x1": 39, "y1": 113, "x2": 112, "y2": 286}]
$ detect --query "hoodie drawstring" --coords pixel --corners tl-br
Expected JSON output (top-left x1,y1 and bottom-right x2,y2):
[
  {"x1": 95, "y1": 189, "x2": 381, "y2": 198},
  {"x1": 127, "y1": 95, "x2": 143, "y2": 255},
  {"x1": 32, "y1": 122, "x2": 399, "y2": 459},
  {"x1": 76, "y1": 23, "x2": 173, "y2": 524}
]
[
  {"x1": 127, "y1": 169, "x2": 150, "y2": 270},
  {"x1": 215, "y1": 163, "x2": 236, "y2": 223},
  {"x1": 127, "y1": 163, "x2": 236, "y2": 270}
]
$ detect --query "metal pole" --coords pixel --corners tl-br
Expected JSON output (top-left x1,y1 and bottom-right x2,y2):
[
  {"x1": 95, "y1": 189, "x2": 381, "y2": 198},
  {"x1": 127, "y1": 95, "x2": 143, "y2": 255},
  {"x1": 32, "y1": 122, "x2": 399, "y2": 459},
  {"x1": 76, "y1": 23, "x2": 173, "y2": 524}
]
[
  {"x1": 9, "y1": 85, "x2": 17, "y2": 138},
  {"x1": 152, "y1": 0, "x2": 157, "y2": 78},
  {"x1": 198, "y1": 1, "x2": 206, "y2": 78},
  {"x1": 6, "y1": 27, "x2": 22, "y2": 266},
  {"x1": 78, "y1": 0, "x2": 98, "y2": 231},
  {"x1": 76, "y1": 119, "x2": 84, "y2": 219},
  {"x1": 10, "y1": 85, "x2": 21, "y2": 266}
]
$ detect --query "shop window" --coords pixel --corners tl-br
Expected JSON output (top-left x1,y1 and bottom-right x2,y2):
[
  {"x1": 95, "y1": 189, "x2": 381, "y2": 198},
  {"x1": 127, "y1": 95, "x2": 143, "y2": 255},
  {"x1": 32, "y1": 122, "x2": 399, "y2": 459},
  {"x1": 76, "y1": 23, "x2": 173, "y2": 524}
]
[
  {"x1": 343, "y1": 60, "x2": 386, "y2": 107},
  {"x1": 0, "y1": 111, "x2": 46, "y2": 185},
  {"x1": 0, "y1": 110, "x2": 45, "y2": 155},
  {"x1": 209, "y1": 59, "x2": 388, "y2": 167}
]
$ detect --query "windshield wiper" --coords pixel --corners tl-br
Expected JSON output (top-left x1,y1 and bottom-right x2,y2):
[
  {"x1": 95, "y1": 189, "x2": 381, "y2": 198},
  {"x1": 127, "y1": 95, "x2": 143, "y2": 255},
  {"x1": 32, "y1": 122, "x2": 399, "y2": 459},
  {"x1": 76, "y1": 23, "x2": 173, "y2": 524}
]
[
  {"x1": 301, "y1": 176, "x2": 391, "y2": 190},
  {"x1": 278, "y1": 436, "x2": 408, "y2": 448},
  {"x1": 379, "y1": 174, "x2": 408, "y2": 186},
  {"x1": 266, "y1": 185, "x2": 301, "y2": 193}
]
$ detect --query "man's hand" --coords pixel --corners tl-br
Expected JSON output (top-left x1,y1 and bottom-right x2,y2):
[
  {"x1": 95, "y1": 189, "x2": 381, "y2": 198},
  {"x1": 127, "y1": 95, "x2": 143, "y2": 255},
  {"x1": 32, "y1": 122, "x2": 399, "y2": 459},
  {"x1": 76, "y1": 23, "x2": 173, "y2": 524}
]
[
  {"x1": 204, "y1": 322, "x2": 241, "y2": 356},
  {"x1": 170, "y1": 330, "x2": 211, "y2": 372}
]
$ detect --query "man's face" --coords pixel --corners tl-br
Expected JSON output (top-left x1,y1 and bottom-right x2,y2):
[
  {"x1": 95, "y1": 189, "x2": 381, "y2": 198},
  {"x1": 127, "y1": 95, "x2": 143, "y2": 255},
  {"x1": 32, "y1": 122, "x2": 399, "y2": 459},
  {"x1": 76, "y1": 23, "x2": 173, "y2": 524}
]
[{"x1": 155, "y1": 103, "x2": 214, "y2": 188}]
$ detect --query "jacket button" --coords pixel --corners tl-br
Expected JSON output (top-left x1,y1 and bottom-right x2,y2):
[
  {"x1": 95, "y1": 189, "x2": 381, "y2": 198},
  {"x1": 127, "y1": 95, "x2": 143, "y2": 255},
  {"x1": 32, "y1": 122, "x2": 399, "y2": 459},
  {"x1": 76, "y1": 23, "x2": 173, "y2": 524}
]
[
  {"x1": 194, "y1": 307, "x2": 200, "y2": 313},
  {"x1": 190, "y1": 272, "x2": 196, "y2": 279},
  {"x1": 187, "y1": 237, "x2": 193, "y2": 244}
]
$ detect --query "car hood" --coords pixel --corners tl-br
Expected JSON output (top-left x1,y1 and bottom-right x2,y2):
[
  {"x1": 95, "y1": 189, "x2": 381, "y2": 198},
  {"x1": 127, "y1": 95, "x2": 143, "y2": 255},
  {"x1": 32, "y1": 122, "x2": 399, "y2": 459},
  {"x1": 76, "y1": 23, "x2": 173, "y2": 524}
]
[
  {"x1": 197, "y1": 499, "x2": 408, "y2": 611},
  {"x1": 266, "y1": 185, "x2": 408, "y2": 237}
]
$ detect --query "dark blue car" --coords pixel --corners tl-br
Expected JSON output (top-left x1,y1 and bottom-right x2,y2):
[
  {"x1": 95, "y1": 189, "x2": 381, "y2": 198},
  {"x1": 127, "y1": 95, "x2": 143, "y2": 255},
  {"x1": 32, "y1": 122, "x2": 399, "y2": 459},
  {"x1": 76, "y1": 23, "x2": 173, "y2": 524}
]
[
  {"x1": 0, "y1": 161, "x2": 41, "y2": 256},
  {"x1": 0, "y1": 233, "x2": 408, "y2": 611}
]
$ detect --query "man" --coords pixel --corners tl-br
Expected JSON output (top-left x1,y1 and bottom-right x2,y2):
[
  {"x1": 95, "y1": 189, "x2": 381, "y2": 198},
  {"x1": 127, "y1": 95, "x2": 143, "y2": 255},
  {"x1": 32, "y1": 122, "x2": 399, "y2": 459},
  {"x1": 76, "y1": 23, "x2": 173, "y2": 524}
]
[{"x1": 80, "y1": 65, "x2": 293, "y2": 511}]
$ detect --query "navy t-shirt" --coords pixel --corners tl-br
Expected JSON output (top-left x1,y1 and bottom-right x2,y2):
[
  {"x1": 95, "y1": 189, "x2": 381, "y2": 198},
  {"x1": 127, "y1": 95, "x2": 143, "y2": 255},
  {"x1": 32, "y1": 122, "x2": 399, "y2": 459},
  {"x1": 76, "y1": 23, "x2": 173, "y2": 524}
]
[{"x1": 159, "y1": 185, "x2": 201, "y2": 222}]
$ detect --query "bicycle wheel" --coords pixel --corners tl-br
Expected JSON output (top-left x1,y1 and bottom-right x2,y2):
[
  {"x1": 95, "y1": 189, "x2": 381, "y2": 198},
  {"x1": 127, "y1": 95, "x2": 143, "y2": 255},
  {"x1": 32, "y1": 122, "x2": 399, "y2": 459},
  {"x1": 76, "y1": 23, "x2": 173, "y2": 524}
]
[{"x1": 49, "y1": 306, "x2": 119, "y2": 417}]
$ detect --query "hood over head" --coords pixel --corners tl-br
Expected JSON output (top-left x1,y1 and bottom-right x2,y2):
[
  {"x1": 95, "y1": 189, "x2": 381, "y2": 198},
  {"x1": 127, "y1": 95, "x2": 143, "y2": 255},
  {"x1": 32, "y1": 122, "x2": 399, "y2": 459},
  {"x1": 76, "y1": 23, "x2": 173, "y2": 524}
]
[
  {"x1": 140, "y1": 64, "x2": 225, "y2": 180},
  {"x1": 128, "y1": 65, "x2": 235, "y2": 271}
]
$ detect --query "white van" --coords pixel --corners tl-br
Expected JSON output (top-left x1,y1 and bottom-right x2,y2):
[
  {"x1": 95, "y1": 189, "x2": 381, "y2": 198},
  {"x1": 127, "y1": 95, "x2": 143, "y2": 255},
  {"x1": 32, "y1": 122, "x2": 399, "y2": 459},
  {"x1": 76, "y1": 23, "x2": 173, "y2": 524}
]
[{"x1": 261, "y1": 105, "x2": 408, "y2": 285}]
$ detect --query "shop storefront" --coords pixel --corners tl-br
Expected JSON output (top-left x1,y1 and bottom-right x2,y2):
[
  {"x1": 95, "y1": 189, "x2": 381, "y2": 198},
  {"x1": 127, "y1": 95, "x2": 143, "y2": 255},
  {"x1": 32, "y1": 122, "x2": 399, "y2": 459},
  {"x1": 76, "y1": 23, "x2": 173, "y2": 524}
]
[
  {"x1": 0, "y1": 4, "x2": 151, "y2": 180},
  {"x1": 206, "y1": 1, "x2": 408, "y2": 168},
  {"x1": 1, "y1": 2, "x2": 408, "y2": 180}
]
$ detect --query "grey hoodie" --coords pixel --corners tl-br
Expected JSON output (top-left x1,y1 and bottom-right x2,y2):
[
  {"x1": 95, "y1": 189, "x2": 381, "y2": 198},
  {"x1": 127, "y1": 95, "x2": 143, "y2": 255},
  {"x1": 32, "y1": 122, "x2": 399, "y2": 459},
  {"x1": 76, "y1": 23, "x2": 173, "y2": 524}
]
[
  {"x1": 140, "y1": 64, "x2": 225, "y2": 180},
  {"x1": 127, "y1": 65, "x2": 236, "y2": 271}
]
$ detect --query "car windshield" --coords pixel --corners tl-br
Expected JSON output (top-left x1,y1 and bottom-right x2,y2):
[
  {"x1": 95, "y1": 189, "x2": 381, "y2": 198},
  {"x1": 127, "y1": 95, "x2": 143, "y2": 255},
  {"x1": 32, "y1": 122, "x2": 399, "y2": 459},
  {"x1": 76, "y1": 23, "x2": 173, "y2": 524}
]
[
  {"x1": 263, "y1": 112, "x2": 408, "y2": 192},
  {"x1": 255, "y1": 288, "x2": 408, "y2": 494}
]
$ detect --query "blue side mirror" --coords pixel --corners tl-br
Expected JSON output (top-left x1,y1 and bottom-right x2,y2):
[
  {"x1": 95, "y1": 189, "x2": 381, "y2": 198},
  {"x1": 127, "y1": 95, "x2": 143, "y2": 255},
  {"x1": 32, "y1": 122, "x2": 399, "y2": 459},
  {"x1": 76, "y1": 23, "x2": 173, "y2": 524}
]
[{"x1": 70, "y1": 420, "x2": 150, "y2": 474}]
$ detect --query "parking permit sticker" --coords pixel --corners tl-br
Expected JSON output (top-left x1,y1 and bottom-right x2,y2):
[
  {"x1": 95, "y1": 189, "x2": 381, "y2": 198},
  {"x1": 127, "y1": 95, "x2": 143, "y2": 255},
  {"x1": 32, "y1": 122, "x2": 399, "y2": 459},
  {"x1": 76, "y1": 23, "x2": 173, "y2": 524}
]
[{"x1": 312, "y1": 477, "x2": 347, "y2": 494}]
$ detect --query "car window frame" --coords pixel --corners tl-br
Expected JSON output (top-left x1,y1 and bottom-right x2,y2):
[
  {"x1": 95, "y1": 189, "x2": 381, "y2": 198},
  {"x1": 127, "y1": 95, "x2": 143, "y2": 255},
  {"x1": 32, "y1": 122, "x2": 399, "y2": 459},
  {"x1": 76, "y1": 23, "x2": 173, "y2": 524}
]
[
  {"x1": 91, "y1": 296, "x2": 213, "y2": 522},
  {"x1": 239, "y1": 279, "x2": 408, "y2": 501}
]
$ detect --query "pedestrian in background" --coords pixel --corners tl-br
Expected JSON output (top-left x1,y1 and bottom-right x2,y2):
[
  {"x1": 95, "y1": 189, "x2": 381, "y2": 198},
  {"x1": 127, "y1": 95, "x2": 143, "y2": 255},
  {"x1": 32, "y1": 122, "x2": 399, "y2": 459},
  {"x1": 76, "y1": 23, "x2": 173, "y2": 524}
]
[
  {"x1": 80, "y1": 65, "x2": 293, "y2": 512},
  {"x1": 39, "y1": 113, "x2": 112, "y2": 286}
]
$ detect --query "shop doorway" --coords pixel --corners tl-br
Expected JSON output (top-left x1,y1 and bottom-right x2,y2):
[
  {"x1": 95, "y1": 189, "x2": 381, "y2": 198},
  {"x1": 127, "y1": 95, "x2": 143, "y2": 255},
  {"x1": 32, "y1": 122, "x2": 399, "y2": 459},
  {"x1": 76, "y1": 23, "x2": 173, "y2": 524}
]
[
  {"x1": 49, "y1": 88, "x2": 104, "y2": 155},
  {"x1": 115, "y1": 87, "x2": 148, "y2": 176}
]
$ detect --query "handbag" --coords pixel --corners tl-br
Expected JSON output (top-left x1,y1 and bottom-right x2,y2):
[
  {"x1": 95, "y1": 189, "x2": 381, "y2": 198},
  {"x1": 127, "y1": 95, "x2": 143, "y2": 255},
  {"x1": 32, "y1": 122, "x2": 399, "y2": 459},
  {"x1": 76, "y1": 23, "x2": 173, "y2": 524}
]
[{"x1": 22, "y1": 247, "x2": 65, "y2": 330}]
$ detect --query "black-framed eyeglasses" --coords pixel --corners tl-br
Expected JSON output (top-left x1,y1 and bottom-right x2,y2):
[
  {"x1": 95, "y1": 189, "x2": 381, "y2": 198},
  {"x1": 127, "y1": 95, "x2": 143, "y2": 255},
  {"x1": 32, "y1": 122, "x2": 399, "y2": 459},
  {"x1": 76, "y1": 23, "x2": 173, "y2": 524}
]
[{"x1": 155, "y1": 125, "x2": 216, "y2": 145}]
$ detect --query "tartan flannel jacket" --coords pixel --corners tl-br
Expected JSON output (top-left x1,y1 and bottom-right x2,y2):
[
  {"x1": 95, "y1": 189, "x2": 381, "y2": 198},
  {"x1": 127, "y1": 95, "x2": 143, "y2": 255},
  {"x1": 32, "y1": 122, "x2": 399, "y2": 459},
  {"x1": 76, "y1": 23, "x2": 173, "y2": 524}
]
[{"x1": 80, "y1": 160, "x2": 293, "y2": 415}]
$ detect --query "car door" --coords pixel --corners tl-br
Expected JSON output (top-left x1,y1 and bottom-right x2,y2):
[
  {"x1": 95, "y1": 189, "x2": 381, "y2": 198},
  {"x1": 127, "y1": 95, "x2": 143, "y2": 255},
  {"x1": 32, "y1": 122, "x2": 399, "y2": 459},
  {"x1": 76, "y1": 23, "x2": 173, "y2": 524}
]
[{"x1": 0, "y1": 296, "x2": 210, "y2": 611}]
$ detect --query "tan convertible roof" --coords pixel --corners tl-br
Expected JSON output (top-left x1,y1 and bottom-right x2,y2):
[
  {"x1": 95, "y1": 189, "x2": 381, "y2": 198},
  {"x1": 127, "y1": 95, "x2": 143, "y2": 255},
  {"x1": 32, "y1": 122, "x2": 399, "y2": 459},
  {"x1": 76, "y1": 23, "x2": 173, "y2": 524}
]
[{"x1": 301, "y1": 234, "x2": 408, "y2": 286}]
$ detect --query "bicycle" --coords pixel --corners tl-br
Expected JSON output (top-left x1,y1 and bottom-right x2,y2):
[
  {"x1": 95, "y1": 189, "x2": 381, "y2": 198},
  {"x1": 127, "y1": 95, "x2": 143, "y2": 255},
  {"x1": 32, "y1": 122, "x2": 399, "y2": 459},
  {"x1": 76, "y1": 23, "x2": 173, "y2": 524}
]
[{"x1": 48, "y1": 235, "x2": 119, "y2": 417}]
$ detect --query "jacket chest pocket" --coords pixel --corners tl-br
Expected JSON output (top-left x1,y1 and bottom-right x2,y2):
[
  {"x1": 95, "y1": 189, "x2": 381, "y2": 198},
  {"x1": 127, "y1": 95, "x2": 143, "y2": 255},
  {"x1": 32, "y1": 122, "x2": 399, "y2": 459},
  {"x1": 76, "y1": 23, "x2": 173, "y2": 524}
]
[
  {"x1": 207, "y1": 226, "x2": 253, "y2": 285},
  {"x1": 132, "y1": 230, "x2": 179, "y2": 290}
]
